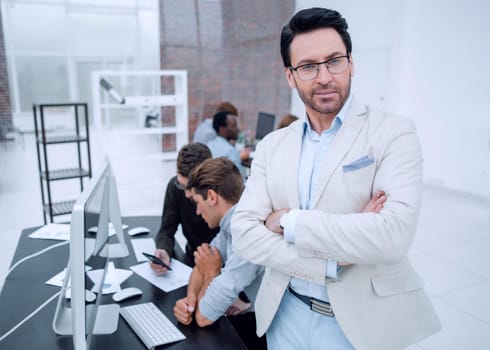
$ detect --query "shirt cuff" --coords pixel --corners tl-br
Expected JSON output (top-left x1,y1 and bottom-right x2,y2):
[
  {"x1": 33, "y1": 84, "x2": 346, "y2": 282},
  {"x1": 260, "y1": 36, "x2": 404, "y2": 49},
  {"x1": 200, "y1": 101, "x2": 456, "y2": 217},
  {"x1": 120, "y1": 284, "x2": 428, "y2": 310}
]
[
  {"x1": 282, "y1": 209, "x2": 299, "y2": 243},
  {"x1": 326, "y1": 260, "x2": 339, "y2": 278}
]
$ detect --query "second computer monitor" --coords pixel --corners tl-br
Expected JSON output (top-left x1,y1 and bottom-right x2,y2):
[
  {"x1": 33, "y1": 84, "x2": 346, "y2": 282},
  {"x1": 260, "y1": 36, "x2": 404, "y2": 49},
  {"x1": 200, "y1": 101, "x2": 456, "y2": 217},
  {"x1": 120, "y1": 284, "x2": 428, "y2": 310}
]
[{"x1": 255, "y1": 111, "x2": 276, "y2": 141}]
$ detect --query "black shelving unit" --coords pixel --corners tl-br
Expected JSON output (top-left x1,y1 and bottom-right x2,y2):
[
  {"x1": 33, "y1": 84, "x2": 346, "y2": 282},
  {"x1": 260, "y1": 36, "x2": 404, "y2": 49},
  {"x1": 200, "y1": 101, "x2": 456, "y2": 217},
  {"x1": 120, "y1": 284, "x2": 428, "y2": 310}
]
[{"x1": 33, "y1": 103, "x2": 92, "y2": 223}]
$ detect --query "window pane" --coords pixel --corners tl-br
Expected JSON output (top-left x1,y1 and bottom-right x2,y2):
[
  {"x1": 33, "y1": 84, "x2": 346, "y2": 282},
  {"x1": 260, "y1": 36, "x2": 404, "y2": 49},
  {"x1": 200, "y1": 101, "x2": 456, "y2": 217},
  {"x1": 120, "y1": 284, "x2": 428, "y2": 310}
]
[
  {"x1": 8, "y1": 3, "x2": 67, "y2": 52},
  {"x1": 69, "y1": 13, "x2": 137, "y2": 55},
  {"x1": 16, "y1": 56, "x2": 69, "y2": 110}
]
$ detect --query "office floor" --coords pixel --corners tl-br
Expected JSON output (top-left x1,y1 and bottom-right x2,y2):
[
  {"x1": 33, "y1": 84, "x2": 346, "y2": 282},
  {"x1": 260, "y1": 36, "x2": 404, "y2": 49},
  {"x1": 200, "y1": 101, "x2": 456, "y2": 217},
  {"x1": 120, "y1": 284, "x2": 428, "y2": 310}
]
[{"x1": 1, "y1": 133, "x2": 489, "y2": 349}]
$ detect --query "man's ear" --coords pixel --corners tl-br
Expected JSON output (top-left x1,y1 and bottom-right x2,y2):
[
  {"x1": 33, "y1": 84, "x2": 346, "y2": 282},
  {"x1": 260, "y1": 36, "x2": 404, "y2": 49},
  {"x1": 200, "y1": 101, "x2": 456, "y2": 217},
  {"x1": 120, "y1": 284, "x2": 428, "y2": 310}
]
[
  {"x1": 284, "y1": 67, "x2": 297, "y2": 89},
  {"x1": 207, "y1": 189, "x2": 219, "y2": 205},
  {"x1": 349, "y1": 54, "x2": 355, "y2": 77}
]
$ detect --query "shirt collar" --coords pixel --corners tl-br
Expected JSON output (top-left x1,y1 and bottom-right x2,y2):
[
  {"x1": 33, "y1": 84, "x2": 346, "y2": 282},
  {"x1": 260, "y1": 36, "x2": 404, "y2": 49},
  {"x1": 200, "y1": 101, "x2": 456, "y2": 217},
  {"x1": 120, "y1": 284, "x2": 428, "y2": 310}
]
[
  {"x1": 219, "y1": 204, "x2": 236, "y2": 228},
  {"x1": 302, "y1": 93, "x2": 352, "y2": 136}
]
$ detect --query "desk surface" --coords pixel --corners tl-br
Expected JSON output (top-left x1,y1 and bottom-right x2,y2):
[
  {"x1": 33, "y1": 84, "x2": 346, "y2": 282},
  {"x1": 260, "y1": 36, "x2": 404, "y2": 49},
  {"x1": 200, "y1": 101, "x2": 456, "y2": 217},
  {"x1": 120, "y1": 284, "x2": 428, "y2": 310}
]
[{"x1": 0, "y1": 216, "x2": 247, "y2": 350}]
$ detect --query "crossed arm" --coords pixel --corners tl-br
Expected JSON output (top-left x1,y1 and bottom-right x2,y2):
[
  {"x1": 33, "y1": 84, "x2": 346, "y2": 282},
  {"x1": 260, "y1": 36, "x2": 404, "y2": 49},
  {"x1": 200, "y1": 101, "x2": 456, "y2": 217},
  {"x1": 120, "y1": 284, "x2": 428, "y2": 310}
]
[
  {"x1": 173, "y1": 244, "x2": 223, "y2": 327},
  {"x1": 173, "y1": 243, "x2": 259, "y2": 327},
  {"x1": 264, "y1": 190, "x2": 387, "y2": 267}
]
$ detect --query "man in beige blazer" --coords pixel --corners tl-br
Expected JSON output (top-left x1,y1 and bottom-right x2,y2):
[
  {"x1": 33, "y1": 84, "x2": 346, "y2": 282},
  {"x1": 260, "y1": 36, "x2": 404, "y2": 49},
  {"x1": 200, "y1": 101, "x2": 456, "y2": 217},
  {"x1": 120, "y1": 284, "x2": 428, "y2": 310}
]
[{"x1": 231, "y1": 7, "x2": 441, "y2": 350}]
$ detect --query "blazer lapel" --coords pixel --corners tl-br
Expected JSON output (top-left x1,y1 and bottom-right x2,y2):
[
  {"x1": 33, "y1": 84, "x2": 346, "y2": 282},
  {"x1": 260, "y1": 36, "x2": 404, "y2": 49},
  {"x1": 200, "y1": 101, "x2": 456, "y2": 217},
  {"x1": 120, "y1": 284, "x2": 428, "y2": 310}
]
[
  {"x1": 310, "y1": 98, "x2": 368, "y2": 208},
  {"x1": 284, "y1": 121, "x2": 303, "y2": 209}
]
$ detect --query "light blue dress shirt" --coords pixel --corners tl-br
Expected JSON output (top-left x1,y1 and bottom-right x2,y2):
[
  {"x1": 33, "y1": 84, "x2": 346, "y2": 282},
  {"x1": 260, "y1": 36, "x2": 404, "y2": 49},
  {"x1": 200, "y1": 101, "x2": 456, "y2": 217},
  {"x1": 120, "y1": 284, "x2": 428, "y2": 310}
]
[
  {"x1": 193, "y1": 118, "x2": 217, "y2": 144},
  {"x1": 206, "y1": 135, "x2": 247, "y2": 178},
  {"x1": 199, "y1": 205, "x2": 264, "y2": 321},
  {"x1": 282, "y1": 95, "x2": 352, "y2": 302}
]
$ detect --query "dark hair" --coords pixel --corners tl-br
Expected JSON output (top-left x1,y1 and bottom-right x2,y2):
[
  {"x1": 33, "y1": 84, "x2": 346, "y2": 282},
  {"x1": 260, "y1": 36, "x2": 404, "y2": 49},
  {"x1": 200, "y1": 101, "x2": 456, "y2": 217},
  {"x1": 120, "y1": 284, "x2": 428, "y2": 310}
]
[
  {"x1": 187, "y1": 157, "x2": 243, "y2": 204},
  {"x1": 212, "y1": 110, "x2": 231, "y2": 134},
  {"x1": 177, "y1": 143, "x2": 212, "y2": 177},
  {"x1": 280, "y1": 7, "x2": 352, "y2": 67}
]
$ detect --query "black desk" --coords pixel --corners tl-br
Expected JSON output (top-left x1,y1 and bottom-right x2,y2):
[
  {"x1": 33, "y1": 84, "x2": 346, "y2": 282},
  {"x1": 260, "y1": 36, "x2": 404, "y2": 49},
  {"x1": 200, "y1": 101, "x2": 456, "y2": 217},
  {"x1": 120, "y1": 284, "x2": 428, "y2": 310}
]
[{"x1": 0, "y1": 216, "x2": 247, "y2": 349}]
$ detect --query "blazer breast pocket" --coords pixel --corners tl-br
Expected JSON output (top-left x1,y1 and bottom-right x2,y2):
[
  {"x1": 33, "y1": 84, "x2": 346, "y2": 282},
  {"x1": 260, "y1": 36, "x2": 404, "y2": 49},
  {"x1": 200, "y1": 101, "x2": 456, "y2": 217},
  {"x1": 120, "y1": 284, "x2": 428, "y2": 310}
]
[{"x1": 342, "y1": 155, "x2": 376, "y2": 183}]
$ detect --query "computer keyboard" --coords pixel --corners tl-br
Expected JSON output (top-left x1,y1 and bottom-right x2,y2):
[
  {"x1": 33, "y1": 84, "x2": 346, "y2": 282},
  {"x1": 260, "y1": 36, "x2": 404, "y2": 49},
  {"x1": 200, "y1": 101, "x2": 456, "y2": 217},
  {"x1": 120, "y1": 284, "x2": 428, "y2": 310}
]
[
  {"x1": 131, "y1": 238, "x2": 156, "y2": 262},
  {"x1": 120, "y1": 302, "x2": 186, "y2": 349}
]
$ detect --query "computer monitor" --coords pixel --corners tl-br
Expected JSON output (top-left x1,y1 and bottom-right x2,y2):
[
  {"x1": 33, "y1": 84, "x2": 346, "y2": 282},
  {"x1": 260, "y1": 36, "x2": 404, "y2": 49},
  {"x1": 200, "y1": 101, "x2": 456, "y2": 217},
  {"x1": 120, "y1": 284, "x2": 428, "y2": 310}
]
[
  {"x1": 52, "y1": 160, "x2": 128, "y2": 350},
  {"x1": 255, "y1": 111, "x2": 276, "y2": 141}
]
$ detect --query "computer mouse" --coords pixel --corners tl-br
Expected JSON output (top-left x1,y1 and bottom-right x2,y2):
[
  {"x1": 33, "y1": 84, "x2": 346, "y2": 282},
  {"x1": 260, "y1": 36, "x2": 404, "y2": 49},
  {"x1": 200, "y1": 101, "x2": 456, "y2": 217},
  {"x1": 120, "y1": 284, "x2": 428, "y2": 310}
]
[
  {"x1": 128, "y1": 227, "x2": 150, "y2": 236},
  {"x1": 112, "y1": 287, "x2": 143, "y2": 303},
  {"x1": 85, "y1": 290, "x2": 97, "y2": 303}
]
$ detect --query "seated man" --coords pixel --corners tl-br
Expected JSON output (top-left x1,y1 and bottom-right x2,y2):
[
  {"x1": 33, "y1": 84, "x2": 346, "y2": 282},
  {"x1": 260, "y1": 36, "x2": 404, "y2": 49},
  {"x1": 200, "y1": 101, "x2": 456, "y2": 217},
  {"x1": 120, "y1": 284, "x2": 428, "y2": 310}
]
[
  {"x1": 151, "y1": 143, "x2": 219, "y2": 273},
  {"x1": 173, "y1": 157, "x2": 266, "y2": 350},
  {"x1": 206, "y1": 111, "x2": 250, "y2": 178},
  {"x1": 193, "y1": 101, "x2": 238, "y2": 144}
]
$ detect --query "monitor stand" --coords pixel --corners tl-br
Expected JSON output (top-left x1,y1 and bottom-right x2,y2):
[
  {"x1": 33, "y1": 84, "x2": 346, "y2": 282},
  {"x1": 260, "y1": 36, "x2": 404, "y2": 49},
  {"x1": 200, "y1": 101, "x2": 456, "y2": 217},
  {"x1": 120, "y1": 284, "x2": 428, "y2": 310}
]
[
  {"x1": 88, "y1": 304, "x2": 120, "y2": 334},
  {"x1": 53, "y1": 265, "x2": 120, "y2": 337},
  {"x1": 98, "y1": 242, "x2": 129, "y2": 259},
  {"x1": 85, "y1": 238, "x2": 128, "y2": 259},
  {"x1": 53, "y1": 304, "x2": 119, "y2": 336}
]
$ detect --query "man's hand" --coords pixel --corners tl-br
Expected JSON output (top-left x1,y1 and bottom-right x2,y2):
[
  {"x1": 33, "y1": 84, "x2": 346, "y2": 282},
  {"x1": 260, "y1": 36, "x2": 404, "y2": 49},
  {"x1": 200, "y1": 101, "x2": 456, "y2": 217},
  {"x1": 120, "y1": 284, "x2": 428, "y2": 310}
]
[
  {"x1": 240, "y1": 147, "x2": 252, "y2": 161},
  {"x1": 225, "y1": 298, "x2": 251, "y2": 316},
  {"x1": 265, "y1": 208, "x2": 290, "y2": 234},
  {"x1": 194, "y1": 243, "x2": 222, "y2": 278},
  {"x1": 363, "y1": 190, "x2": 386, "y2": 213},
  {"x1": 173, "y1": 295, "x2": 197, "y2": 325},
  {"x1": 149, "y1": 249, "x2": 171, "y2": 275}
]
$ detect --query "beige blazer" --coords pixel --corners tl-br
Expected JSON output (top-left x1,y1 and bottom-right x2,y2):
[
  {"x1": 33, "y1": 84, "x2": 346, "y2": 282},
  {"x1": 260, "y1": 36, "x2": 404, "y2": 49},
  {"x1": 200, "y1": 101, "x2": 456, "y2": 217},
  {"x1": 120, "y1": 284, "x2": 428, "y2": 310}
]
[{"x1": 231, "y1": 97, "x2": 441, "y2": 350}]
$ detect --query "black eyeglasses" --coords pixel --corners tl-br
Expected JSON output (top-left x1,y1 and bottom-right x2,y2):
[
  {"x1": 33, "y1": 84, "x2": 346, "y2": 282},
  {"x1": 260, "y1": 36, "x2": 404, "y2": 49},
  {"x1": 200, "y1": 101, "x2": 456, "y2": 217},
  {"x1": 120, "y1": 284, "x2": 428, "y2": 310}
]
[
  {"x1": 174, "y1": 178, "x2": 186, "y2": 190},
  {"x1": 290, "y1": 55, "x2": 350, "y2": 81}
]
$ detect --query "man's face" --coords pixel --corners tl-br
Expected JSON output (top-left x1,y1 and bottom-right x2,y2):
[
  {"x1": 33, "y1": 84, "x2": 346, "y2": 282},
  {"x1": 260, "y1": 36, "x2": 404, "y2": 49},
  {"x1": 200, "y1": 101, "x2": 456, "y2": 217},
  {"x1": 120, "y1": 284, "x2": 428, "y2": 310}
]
[
  {"x1": 190, "y1": 188, "x2": 220, "y2": 228},
  {"x1": 285, "y1": 28, "x2": 354, "y2": 120},
  {"x1": 222, "y1": 115, "x2": 239, "y2": 141}
]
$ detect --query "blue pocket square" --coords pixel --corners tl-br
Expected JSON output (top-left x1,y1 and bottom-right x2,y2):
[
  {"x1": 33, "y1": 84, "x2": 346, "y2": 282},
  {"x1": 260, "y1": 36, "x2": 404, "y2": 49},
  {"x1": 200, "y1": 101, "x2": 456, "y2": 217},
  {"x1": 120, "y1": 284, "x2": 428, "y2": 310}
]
[{"x1": 342, "y1": 155, "x2": 375, "y2": 173}]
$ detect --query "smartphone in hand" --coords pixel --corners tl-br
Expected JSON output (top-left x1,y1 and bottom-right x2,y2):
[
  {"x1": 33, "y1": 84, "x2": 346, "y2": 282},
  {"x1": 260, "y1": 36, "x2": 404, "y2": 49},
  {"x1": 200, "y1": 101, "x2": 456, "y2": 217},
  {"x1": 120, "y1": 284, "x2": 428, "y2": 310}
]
[{"x1": 142, "y1": 252, "x2": 172, "y2": 271}]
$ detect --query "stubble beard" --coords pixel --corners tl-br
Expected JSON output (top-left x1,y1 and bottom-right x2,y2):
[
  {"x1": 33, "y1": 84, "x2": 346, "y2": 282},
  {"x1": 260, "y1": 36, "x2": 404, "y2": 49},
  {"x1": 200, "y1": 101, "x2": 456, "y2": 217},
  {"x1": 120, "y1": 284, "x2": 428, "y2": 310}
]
[{"x1": 298, "y1": 77, "x2": 351, "y2": 117}]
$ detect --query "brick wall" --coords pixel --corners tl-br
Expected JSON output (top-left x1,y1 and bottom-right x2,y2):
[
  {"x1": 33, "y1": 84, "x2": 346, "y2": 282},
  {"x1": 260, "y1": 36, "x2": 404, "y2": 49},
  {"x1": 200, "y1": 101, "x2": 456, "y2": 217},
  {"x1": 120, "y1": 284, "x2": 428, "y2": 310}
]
[
  {"x1": 0, "y1": 6, "x2": 12, "y2": 138},
  {"x1": 159, "y1": 0, "x2": 294, "y2": 149}
]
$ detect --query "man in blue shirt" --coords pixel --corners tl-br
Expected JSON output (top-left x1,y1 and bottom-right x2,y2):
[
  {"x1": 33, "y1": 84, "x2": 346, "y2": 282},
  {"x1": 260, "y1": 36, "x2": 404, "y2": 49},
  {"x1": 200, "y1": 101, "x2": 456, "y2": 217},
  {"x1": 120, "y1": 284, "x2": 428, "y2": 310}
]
[
  {"x1": 206, "y1": 110, "x2": 250, "y2": 178},
  {"x1": 173, "y1": 157, "x2": 265, "y2": 349},
  {"x1": 232, "y1": 7, "x2": 440, "y2": 350},
  {"x1": 193, "y1": 101, "x2": 238, "y2": 144}
]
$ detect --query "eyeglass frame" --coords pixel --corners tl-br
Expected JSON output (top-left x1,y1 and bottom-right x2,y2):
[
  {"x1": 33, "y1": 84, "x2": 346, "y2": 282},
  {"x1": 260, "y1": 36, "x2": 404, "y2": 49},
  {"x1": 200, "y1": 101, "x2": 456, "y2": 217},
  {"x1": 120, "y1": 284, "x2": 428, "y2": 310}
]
[
  {"x1": 174, "y1": 177, "x2": 187, "y2": 190},
  {"x1": 289, "y1": 55, "x2": 350, "y2": 81}
]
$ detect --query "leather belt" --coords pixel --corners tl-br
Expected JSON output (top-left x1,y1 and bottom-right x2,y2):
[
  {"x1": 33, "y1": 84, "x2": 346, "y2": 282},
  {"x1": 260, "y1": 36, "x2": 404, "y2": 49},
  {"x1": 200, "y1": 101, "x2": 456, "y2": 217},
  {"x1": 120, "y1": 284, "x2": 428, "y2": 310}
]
[{"x1": 288, "y1": 287, "x2": 335, "y2": 317}]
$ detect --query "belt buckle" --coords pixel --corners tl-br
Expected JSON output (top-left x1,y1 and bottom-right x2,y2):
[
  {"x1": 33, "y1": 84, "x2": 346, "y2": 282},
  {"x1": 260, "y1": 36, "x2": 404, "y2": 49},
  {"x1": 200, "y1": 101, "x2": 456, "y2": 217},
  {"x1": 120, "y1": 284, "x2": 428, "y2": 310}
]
[{"x1": 310, "y1": 299, "x2": 335, "y2": 317}]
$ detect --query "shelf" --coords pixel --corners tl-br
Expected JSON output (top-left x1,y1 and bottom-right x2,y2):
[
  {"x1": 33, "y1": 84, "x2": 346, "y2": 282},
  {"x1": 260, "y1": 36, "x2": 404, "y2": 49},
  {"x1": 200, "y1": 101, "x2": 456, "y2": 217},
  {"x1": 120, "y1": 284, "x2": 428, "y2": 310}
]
[
  {"x1": 37, "y1": 135, "x2": 88, "y2": 144},
  {"x1": 44, "y1": 200, "x2": 76, "y2": 216},
  {"x1": 109, "y1": 152, "x2": 179, "y2": 162},
  {"x1": 34, "y1": 102, "x2": 92, "y2": 223},
  {"x1": 41, "y1": 167, "x2": 90, "y2": 181},
  {"x1": 92, "y1": 70, "x2": 188, "y2": 163},
  {"x1": 105, "y1": 127, "x2": 184, "y2": 135},
  {"x1": 100, "y1": 94, "x2": 185, "y2": 108}
]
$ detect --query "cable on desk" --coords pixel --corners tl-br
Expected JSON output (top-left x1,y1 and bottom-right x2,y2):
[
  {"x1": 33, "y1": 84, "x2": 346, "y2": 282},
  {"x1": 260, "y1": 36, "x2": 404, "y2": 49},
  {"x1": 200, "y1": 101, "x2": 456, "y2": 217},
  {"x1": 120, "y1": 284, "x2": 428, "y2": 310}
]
[
  {"x1": 6, "y1": 240, "x2": 69, "y2": 277},
  {"x1": 0, "y1": 290, "x2": 61, "y2": 342},
  {"x1": 0, "y1": 241, "x2": 69, "y2": 342}
]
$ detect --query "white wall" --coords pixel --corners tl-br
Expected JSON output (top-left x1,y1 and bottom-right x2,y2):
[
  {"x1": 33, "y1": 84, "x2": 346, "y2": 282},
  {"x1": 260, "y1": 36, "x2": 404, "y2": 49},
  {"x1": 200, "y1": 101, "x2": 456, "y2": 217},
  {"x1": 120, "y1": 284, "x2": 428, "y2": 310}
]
[{"x1": 294, "y1": 0, "x2": 490, "y2": 199}]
